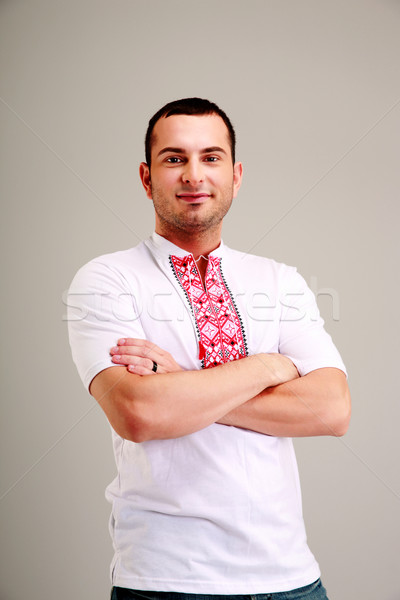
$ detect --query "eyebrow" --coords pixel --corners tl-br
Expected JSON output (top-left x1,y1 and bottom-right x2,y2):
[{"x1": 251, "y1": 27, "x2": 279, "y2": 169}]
[{"x1": 157, "y1": 146, "x2": 227, "y2": 157}]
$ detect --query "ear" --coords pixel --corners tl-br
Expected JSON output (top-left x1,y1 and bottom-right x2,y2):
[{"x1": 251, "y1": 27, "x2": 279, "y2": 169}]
[
  {"x1": 232, "y1": 162, "x2": 243, "y2": 199},
  {"x1": 139, "y1": 162, "x2": 152, "y2": 199}
]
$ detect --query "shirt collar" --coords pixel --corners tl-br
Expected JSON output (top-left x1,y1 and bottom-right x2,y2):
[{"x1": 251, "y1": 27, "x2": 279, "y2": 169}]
[{"x1": 145, "y1": 231, "x2": 225, "y2": 262}]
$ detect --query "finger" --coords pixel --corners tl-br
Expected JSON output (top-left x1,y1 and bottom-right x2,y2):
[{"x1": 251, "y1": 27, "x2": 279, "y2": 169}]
[
  {"x1": 126, "y1": 361, "x2": 164, "y2": 375},
  {"x1": 117, "y1": 338, "x2": 166, "y2": 357},
  {"x1": 111, "y1": 354, "x2": 154, "y2": 371},
  {"x1": 110, "y1": 344, "x2": 148, "y2": 356},
  {"x1": 113, "y1": 339, "x2": 181, "y2": 373},
  {"x1": 111, "y1": 346, "x2": 166, "y2": 368},
  {"x1": 113, "y1": 341, "x2": 167, "y2": 363},
  {"x1": 127, "y1": 364, "x2": 156, "y2": 376},
  {"x1": 118, "y1": 338, "x2": 159, "y2": 351}
]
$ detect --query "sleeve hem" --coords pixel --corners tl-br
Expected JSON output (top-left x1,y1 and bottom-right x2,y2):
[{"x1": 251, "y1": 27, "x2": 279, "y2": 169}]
[
  {"x1": 83, "y1": 359, "x2": 119, "y2": 392},
  {"x1": 286, "y1": 357, "x2": 348, "y2": 379}
]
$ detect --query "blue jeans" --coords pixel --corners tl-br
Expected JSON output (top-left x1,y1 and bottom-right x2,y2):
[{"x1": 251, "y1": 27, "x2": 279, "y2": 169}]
[{"x1": 110, "y1": 579, "x2": 329, "y2": 600}]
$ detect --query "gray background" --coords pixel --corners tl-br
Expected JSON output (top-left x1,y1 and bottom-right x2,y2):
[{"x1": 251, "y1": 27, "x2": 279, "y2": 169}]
[{"x1": 1, "y1": 1, "x2": 399, "y2": 598}]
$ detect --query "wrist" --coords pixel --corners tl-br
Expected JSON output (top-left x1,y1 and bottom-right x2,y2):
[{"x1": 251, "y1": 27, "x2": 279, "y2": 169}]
[
  {"x1": 244, "y1": 354, "x2": 276, "y2": 389},
  {"x1": 252, "y1": 353, "x2": 298, "y2": 389}
]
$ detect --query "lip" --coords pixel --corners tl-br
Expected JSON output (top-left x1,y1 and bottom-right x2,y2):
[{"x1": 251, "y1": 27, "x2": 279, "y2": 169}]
[{"x1": 176, "y1": 193, "x2": 211, "y2": 203}]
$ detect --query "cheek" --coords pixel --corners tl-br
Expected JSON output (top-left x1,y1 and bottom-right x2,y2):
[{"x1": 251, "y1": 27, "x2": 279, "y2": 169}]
[
  {"x1": 152, "y1": 171, "x2": 179, "y2": 192},
  {"x1": 213, "y1": 167, "x2": 235, "y2": 186},
  {"x1": 213, "y1": 173, "x2": 235, "y2": 195}
]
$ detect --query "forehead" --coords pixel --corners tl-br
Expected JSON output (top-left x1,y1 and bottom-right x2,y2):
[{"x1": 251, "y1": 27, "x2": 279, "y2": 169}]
[{"x1": 151, "y1": 114, "x2": 230, "y2": 156}]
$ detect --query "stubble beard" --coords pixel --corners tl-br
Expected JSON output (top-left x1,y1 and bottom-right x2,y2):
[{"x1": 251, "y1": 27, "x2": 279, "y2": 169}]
[{"x1": 150, "y1": 182, "x2": 234, "y2": 237}]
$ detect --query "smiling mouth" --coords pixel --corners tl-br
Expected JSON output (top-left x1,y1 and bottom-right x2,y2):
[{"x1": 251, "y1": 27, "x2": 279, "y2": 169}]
[{"x1": 176, "y1": 193, "x2": 211, "y2": 203}]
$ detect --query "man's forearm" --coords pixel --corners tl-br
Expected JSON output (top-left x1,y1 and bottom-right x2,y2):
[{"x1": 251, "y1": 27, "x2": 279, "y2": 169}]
[
  {"x1": 218, "y1": 367, "x2": 351, "y2": 437},
  {"x1": 91, "y1": 353, "x2": 298, "y2": 442}
]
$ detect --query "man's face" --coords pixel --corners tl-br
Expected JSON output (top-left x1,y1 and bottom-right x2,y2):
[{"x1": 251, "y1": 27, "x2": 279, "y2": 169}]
[{"x1": 140, "y1": 114, "x2": 242, "y2": 238}]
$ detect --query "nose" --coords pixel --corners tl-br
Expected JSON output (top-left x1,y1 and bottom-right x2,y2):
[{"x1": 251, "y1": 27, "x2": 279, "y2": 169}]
[{"x1": 181, "y1": 158, "x2": 204, "y2": 185}]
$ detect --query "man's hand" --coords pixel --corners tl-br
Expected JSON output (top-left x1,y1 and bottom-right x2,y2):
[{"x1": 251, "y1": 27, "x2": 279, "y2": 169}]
[
  {"x1": 110, "y1": 338, "x2": 183, "y2": 375},
  {"x1": 110, "y1": 338, "x2": 298, "y2": 385},
  {"x1": 258, "y1": 352, "x2": 300, "y2": 386}
]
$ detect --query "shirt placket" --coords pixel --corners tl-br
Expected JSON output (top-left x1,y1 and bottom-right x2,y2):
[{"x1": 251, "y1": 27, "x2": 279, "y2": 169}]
[{"x1": 170, "y1": 254, "x2": 245, "y2": 369}]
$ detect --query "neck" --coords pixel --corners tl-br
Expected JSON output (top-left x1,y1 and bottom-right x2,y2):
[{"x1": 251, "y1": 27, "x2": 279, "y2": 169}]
[{"x1": 155, "y1": 225, "x2": 222, "y2": 259}]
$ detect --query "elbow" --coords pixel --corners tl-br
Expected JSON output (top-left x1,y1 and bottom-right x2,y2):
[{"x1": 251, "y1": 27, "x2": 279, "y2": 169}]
[
  {"x1": 119, "y1": 403, "x2": 157, "y2": 443},
  {"x1": 120, "y1": 416, "x2": 153, "y2": 443},
  {"x1": 109, "y1": 387, "x2": 158, "y2": 443},
  {"x1": 331, "y1": 411, "x2": 351, "y2": 437},
  {"x1": 92, "y1": 369, "x2": 163, "y2": 443},
  {"x1": 329, "y1": 386, "x2": 351, "y2": 437}
]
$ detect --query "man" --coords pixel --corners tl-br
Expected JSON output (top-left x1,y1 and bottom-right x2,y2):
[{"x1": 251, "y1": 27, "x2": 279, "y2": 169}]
[{"x1": 68, "y1": 98, "x2": 350, "y2": 600}]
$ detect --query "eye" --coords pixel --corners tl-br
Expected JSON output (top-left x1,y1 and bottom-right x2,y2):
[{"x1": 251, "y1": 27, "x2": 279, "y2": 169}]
[
  {"x1": 166, "y1": 156, "x2": 183, "y2": 164},
  {"x1": 204, "y1": 156, "x2": 219, "y2": 162}
]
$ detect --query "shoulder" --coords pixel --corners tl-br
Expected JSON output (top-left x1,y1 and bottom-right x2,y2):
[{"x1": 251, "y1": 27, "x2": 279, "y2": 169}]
[
  {"x1": 69, "y1": 243, "x2": 148, "y2": 292},
  {"x1": 222, "y1": 244, "x2": 298, "y2": 283}
]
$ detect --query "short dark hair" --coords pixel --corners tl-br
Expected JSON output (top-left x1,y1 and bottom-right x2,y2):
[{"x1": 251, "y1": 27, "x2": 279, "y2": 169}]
[{"x1": 145, "y1": 97, "x2": 236, "y2": 167}]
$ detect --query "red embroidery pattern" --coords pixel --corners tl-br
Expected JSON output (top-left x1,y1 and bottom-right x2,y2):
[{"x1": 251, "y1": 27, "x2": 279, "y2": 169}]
[{"x1": 170, "y1": 255, "x2": 247, "y2": 369}]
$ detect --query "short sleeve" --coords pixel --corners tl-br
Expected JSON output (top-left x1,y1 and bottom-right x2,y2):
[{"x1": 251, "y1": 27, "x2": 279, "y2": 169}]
[
  {"x1": 278, "y1": 268, "x2": 347, "y2": 377},
  {"x1": 67, "y1": 260, "x2": 146, "y2": 391}
]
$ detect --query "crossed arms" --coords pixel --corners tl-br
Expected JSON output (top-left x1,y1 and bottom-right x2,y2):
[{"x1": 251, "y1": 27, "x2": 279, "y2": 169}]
[{"x1": 90, "y1": 338, "x2": 351, "y2": 442}]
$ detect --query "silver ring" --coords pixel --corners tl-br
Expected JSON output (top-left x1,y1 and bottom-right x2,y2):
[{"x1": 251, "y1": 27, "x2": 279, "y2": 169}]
[{"x1": 152, "y1": 361, "x2": 158, "y2": 373}]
